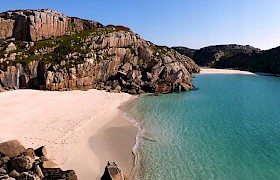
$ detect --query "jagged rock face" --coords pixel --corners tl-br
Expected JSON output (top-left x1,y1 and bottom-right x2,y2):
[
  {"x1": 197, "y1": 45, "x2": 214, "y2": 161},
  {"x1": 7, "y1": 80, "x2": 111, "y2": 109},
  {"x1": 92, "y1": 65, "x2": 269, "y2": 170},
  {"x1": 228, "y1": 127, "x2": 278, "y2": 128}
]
[
  {"x1": 0, "y1": 16, "x2": 15, "y2": 39},
  {"x1": 89, "y1": 31, "x2": 143, "y2": 49},
  {"x1": 0, "y1": 8, "x2": 199, "y2": 94},
  {"x1": 69, "y1": 16, "x2": 102, "y2": 32},
  {"x1": 54, "y1": 32, "x2": 197, "y2": 93},
  {"x1": 0, "y1": 9, "x2": 68, "y2": 41},
  {"x1": 0, "y1": 61, "x2": 40, "y2": 89},
  {"x1": 0, "y1": 28, "x2": 199, "y2": 94},
  {"x1": 0, "y1": 9, "x2": 102, "y2": 41}
]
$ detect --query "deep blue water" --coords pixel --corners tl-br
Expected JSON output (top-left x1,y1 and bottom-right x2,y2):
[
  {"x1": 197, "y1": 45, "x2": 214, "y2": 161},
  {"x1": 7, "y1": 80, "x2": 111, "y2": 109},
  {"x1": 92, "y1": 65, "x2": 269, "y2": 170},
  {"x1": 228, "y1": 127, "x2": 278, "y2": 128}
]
[{"x1": 128, "y1": 74, "x2": 280, "y2": 180}]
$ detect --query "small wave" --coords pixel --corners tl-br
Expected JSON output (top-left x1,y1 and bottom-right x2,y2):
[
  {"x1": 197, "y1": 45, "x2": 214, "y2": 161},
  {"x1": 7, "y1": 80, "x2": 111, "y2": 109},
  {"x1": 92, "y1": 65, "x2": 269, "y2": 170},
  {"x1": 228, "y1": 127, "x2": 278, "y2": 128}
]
[{"x1": 123, "y1": 111, "x2": 142, "y2": 179}]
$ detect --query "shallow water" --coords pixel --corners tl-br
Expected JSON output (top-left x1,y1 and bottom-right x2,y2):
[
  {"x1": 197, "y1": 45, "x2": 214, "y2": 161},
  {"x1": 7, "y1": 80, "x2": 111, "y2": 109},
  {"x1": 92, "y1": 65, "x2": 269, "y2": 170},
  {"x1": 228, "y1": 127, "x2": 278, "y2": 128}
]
[{"x1": 128, "y1": 74, "x2": 280, "y2": 180}]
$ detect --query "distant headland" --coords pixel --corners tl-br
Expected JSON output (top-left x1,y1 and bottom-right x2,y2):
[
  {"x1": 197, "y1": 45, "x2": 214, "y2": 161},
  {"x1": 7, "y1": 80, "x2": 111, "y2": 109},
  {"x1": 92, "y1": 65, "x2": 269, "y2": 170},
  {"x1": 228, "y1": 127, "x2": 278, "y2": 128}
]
[{"x1": 173, "y1": 44, "x2": 280, "y2": 75}]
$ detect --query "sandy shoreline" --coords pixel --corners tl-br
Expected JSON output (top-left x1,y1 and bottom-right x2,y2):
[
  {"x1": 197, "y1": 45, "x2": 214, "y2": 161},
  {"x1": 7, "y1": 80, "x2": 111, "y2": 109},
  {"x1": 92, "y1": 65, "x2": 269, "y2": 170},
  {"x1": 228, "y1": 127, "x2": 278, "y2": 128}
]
[
  {"x1": 0, "y1": 68, "x2": 260, "y2": 179},
  {"x1": 0, "y1": 89, "x2": 137, "y2": 179},
  {"x1": 198, "y1": 68, "x2": 256, "y2": 75}
]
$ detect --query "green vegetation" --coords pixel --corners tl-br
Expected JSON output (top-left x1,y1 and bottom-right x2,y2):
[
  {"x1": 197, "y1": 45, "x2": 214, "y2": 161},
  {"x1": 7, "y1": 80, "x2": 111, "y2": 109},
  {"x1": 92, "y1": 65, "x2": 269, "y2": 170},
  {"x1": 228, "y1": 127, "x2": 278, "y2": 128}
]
[
  {"x1": 30, "y1": 39, "x2": 56, "y2": 51},
  {"x1": 83, "y1": 21, "x2": 94, "y2": 30},
  {"x1": 0, "y1": 51, "x2": 4, "y2": 58},
  {"x1": 153, "y1": 45, "x2": 168, "y2": 58},
  {"x1": 14, "y1": 55, "x2": 40, "y2": 65},
  {"x1": 106, "y1": 25, "x2": 131, "y2": 32},
  {"x1": 130, "y1": 48, "x2": 136, "y2": 55},
  {"x1": 0, "y1": 26, "x2": 134, "y2": 72},
  {"x1": 105, "y1": 53, "x2": 116, "y2": 58}
]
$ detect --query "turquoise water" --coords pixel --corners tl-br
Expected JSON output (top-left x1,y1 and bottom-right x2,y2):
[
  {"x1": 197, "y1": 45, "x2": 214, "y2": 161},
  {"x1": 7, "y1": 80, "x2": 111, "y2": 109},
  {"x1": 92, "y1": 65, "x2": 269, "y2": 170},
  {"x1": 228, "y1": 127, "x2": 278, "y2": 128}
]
[{"x1": 128, "y1": 74, "x2": 280, "y2": 180}]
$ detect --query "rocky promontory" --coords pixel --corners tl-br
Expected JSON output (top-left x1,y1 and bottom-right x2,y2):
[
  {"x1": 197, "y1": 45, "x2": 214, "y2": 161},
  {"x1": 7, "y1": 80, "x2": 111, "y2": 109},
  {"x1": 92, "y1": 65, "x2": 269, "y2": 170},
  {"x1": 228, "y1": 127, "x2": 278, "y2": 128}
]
[
  {"x1": 173, "y1": 44, "x2": 280, "y2": 74},
  {"x1": 0, "y1": 9, "x2": 199, "y2": 94}
]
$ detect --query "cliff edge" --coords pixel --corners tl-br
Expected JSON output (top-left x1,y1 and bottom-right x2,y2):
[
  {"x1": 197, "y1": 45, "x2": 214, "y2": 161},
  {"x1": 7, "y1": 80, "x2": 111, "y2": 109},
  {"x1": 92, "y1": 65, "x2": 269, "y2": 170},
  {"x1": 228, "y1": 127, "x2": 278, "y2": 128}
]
[{"x1": 0, "y1": 9, "x2": 102, "y2": 41}]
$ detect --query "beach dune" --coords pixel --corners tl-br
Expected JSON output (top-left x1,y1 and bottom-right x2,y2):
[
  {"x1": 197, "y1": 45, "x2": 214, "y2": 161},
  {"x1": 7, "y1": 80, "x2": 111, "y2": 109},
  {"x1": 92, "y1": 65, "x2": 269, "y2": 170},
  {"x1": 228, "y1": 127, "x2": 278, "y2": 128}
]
[{"x1": 0, "y1": 89, "x2": 137, "y2": 179}]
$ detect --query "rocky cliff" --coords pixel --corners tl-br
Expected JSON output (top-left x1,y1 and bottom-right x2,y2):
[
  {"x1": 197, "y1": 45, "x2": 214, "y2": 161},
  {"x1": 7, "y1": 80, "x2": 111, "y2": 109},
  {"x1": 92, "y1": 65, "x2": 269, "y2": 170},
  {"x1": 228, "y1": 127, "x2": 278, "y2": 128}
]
[
  {"x1": 0, "y1": 9, "x2": 102, "y2": 41},
  {"x1": 0, "y1": 9, "x2": 199, "y2": 94},
  {"x1": 173, "y1": 45, "x2": 280, "y2": 74}
]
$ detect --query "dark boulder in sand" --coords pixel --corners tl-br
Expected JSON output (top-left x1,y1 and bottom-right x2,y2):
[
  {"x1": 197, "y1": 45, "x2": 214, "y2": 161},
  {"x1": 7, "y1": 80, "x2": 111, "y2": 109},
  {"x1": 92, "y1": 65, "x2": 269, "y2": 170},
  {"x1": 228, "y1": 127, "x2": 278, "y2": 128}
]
[
  {"x1": 0, "y1": 140, "x2": 78, "y2": 180},
  {"x1": 101, "y1": 162, "x2": 129, "y2": 180},
  {"x1": 0, "y1": 140, "x2": 26, "y2": 158}
]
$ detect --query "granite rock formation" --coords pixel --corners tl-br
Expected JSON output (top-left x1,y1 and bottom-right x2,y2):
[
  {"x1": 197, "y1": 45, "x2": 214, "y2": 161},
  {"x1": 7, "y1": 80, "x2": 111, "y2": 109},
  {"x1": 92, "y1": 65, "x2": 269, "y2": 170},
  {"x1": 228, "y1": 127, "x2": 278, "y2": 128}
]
[
  {"x1": 0, "y1": 9, "x2": 200, "y2": 94},
  {"x1": 101, "y1": 162, "x2": 129, "y2": 180},
  {"x1": 173, "y1": 45, "x2": 280, "y2": 74},
  {"x1": 0, "y1": 140, "x2": 77, "y2": 180},
  {"x1": 0, "y1": 9, "x2": 102, "y2": 41}
]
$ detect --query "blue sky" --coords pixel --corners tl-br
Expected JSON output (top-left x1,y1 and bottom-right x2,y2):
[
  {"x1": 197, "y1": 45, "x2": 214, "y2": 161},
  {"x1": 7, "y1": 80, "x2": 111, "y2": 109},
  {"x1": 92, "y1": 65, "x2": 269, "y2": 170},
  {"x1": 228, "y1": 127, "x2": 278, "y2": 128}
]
[{"x1": 1, "y1": 0, "x2": 280, "y2": 50}]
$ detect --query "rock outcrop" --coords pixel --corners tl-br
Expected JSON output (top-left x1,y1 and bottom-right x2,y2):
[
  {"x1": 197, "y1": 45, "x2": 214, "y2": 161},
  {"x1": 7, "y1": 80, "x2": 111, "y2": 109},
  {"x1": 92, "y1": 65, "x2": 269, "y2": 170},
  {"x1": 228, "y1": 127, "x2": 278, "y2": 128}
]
[
  {"x1": 0, "y1": 140, "x2": 26, "y2": 158},
  {"x1": 0, "y1": 19, "x2": 199, "y2": 94},
  {"x1": 101, "y1": 162, "x2": 129, "y2": 180},
  {"x1": 0, "y1": 140, "x2": 78, "y2": 180},
  {"x1": 0, "y1": 9, "x2": 102, "y2": 41}
]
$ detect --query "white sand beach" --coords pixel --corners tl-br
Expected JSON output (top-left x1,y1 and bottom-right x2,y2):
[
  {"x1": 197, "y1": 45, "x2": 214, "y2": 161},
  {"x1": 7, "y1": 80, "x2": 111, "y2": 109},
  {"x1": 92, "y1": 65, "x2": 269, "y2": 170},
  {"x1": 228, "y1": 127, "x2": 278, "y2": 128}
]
[
  {"x1": 0, "y1": 89, "x2": 137, "y2": 180},
  {"x1": 199, "y1": 68, "x2": 256, "y2": 75}
]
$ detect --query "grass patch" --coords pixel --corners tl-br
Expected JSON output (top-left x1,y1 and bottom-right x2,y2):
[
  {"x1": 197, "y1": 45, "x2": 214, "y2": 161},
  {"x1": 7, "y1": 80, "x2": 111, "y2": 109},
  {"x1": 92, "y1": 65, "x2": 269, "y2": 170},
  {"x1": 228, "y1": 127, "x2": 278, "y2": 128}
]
[
  {"x1": 0, "y1": 27, "x2": 133, "y2": 69},
  {"x1": 29, "y1": 39, "x2": 56, "y2": 52},
  {"x1": 14, "y1": 55, "x2": 41, "y2": 65}
]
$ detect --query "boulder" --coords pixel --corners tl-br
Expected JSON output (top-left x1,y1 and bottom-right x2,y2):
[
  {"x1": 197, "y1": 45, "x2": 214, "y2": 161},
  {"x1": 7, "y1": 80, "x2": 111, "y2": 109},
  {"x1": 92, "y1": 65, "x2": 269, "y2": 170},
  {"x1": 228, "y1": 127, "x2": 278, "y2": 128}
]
[
  {"x1": 66, "y1": 170, "x2": 78, "y2": 180},
  {"x1": 0, "y1": 140, "x2": 26, "y2": 158},
  {"x1": 35, "y1": 165, "x2": 44, "y2": 179},
  {"x1": 9, "y1": 156, "x2": 34, "y2": 172},
  {"x1": 0, "y1": 140, "x2": 77, "y2": 180},
  {"x1": 42, "y1": 168, "x2": 64, "y2": 179},
  {"x1": 18, "y1": 172, "x2": 39, "y2": 180},
  {"x1": 9, "y1": 170, "x2": 19, "y2": 178},
  {"x1": 24, "y1": 148, "x2": 35, "y2": 160},
  {"x1": 180, "y1": 82, "x2": 192, "y2": 91},
  {"x1": 1, "y1": 156, "x2": 10, "y2": 164},
  {"x1": 0, "y1": 174, "x2": 9, "y2": 179},
  {"x1": 0, "y1": 37, "x2": 6, "y2": 44},
  {"x1": 34, "y1": 146, "x2": 47, "y2": 157},
  {"x1": 42, "y1": 160, "x2": 57, "y2": 168},
  {"x1": 5, "y1": 42, "x2": 16, "y2": 52},
  {"x1": 0, "y1": 167, "x2": 6, "y2": 174},
  {"x1": 41, "y1": 168, "x2": 78, "y2": 180},
  {"x1": 101, "y1": 162, "x2": 128, "y2": 180},
  {"x1": 39, "y1": 156, "x2": 48, "y2": 162}
]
